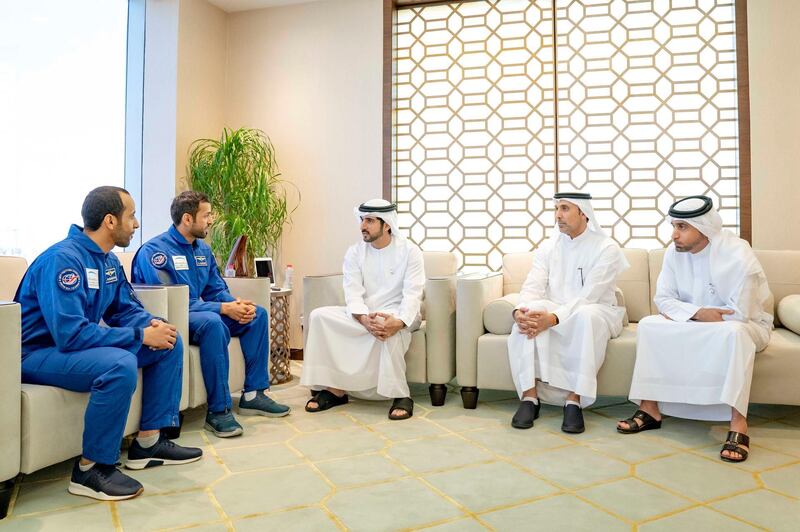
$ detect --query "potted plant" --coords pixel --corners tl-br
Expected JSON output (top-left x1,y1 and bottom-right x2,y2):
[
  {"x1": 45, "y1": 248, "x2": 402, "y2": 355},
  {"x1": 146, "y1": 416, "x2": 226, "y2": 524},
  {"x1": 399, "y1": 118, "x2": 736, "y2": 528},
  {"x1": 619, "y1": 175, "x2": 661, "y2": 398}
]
[{"x1": 187, "y1": 127, "x2": 297, "y2": 276}]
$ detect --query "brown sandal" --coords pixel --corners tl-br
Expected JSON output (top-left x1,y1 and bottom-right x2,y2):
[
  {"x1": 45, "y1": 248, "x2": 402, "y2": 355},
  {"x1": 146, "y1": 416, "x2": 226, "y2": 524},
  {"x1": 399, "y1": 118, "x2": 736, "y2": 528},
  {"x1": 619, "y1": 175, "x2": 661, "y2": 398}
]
[
  {"x1": 720, "y1": 431, "x2": 750, "y2": 463},
  {"x1": 617, "y1": 409, "x2": 662, "y2": 434}
]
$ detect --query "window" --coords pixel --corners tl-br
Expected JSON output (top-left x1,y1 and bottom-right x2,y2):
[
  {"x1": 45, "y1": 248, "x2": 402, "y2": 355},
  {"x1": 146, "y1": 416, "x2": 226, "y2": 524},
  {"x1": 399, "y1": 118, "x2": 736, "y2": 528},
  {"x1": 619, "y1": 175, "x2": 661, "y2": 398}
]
[
  {"x1": 0, "y1": 1, "x2": 131, "y2": 261},
  {"x1": 392, "y1": 0, "x2": 744, "y2": 270}
]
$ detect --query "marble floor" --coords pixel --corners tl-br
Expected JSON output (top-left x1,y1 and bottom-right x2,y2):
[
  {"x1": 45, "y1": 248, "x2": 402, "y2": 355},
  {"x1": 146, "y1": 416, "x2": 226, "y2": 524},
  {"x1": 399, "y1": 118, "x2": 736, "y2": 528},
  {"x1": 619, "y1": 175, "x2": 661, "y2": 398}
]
[{"x1": 2, "y1": 364, "x2": 799, "y2": 531}]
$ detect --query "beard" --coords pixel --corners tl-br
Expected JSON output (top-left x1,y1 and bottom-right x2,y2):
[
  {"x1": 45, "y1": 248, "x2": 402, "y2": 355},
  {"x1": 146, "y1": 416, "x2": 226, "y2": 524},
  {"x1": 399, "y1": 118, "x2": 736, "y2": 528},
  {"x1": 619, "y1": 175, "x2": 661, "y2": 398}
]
[
  {"x1": 190, "y1": 225, "x2": 208, "y2": 239},
  {"x1": 112, "y1": 227, "x2": 133, "y2": 248},
  {"x1": 362, "y1": 229, "x2": 383, "y2": 242}
]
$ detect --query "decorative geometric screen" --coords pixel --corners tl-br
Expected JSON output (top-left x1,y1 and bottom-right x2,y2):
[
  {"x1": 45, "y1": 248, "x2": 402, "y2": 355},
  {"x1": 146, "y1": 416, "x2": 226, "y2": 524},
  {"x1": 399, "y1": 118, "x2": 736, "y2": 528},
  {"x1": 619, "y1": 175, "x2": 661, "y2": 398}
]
[{"x1": 393, "y1": 0, "x2": 741, "y2": 271}]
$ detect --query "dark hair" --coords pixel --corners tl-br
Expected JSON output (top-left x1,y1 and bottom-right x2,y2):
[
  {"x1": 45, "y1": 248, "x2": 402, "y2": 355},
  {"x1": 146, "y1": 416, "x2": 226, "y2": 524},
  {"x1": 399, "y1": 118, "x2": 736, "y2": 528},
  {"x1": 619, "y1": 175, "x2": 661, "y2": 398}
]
[
  {"x1": 171, "y1": 190, "x2": 210, "y2": 226},
  {"x1": 81, "y1": 186, "x2": 130, "y2": 231}
]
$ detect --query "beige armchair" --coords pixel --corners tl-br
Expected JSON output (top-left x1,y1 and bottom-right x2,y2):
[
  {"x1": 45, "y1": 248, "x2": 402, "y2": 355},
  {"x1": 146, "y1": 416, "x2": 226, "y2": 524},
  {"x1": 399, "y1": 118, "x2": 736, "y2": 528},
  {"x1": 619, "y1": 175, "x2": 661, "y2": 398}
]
[
  {"x1": 0, "y1": 256, "x2": 172, "y2": 474},
  {"x1": 0, "y1": 302, "x2": 21, "y2": 518},
  {"x1": 302, "y1": 251, "x2": 457, "y2": 405}
]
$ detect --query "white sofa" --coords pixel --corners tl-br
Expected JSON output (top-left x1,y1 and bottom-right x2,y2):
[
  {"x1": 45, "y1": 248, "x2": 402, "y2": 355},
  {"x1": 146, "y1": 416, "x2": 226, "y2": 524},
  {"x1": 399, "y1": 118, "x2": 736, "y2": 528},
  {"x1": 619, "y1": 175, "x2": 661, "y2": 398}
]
[
  {"x1": 456, "y1": 248, "x2": 800, "y2": 409},
  {"x1": 303, "y1": 251, "x2": 458, "y2": 405},
  {"x1": 0, "y1": 256, "x2": 176, "y2": 475}
]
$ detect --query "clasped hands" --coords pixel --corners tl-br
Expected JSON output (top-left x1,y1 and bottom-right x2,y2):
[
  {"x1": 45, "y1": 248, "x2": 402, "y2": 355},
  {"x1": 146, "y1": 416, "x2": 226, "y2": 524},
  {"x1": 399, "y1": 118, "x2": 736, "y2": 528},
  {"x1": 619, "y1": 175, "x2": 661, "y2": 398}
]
[
  {"x1": 514, "y1": 307, "x2": 558, "y2": 339},
  {"x1": 354, "y1": 312, "x2": 405, "y2": 341},
  {"x1": 143, "y1": 319, "x2": 178, "y2": 350},
  {"x1": 222, "y1": 298, "x2": 257, "y2": 324}
]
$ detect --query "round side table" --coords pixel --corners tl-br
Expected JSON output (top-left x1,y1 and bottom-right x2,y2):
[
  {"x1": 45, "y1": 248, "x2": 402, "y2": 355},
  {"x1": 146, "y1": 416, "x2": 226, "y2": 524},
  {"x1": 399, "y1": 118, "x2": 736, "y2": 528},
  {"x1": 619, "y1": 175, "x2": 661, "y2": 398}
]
[{"x1": 269, "y1": 288, "x2": 293, "y2": 384}]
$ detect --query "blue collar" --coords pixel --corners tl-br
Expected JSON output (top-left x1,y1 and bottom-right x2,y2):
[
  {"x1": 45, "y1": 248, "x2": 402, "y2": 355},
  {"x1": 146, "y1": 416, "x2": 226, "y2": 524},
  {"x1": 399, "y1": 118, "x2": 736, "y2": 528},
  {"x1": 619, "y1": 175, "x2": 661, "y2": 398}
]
[
  {"x1": 168, "y1": 225, "x2": 195, "y2": 247},
  {"x1": 68, "y1": 224, "x2": 106, "y2": 255}
]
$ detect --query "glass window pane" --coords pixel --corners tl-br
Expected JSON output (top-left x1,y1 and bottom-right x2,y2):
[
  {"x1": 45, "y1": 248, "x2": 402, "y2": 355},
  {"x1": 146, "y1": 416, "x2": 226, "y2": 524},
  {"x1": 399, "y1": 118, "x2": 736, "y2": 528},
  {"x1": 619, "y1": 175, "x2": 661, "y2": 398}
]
[{"x1": 0, "y1": 1, "x2": 129, "y2": 261}]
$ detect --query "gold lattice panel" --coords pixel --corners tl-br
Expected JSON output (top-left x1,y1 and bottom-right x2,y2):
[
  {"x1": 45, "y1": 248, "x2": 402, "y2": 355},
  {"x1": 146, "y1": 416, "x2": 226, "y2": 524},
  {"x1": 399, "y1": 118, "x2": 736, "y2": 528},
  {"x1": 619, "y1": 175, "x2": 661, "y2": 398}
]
[
  {"x1": 555, "y1": 0, "x2": 740, "y2": 247},
  {"x1": 394, "y1": 1, "x2": 557, "y2": 271},
  {"x1": 393, "y1": 0, "x2": 741, "y2": 268}
]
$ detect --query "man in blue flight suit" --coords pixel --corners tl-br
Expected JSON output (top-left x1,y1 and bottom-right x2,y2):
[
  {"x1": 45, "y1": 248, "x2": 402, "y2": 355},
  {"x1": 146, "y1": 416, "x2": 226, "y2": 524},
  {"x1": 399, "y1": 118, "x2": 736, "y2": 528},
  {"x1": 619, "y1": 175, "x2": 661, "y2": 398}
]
[
  {"x1": 15, "y1": 186, "x2": 202, "y2": 501},
  {"x1": 132, "y1": 191, "x2": 290, "y2": 438}
]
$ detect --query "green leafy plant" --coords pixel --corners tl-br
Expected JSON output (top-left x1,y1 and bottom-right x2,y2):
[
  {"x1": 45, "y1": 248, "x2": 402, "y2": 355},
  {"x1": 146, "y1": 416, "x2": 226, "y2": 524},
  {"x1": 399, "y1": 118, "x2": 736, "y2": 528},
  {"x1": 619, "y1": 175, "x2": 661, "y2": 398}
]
[{"x1": 187, "y1": 127, "x2": 297, "y2": 272}]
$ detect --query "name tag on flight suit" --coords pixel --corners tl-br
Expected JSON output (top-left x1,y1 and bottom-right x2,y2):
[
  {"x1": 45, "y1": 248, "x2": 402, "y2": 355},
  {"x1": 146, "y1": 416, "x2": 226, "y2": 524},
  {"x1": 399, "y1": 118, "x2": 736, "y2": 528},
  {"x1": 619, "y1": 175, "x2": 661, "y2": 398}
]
[
  {"x1": 172, "y1": 255, "x2": 190, "y2": 271},
  {"x1": 86, "y1": 268, "x2": 100, "y2": 289}
]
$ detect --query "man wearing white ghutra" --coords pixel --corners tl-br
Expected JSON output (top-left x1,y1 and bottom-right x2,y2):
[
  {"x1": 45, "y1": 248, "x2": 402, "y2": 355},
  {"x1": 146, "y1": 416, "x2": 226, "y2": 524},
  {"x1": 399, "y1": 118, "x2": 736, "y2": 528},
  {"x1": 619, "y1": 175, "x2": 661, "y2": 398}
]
[
  {"x1": 301, "y1": 199, "x2": 425, "y2": 420},
  {"x1": 508, "y1": 192, "x2": 629, "y2": 434},
  {"x1": 618, "y1": 196, "x2": 772, "y2": 463}
]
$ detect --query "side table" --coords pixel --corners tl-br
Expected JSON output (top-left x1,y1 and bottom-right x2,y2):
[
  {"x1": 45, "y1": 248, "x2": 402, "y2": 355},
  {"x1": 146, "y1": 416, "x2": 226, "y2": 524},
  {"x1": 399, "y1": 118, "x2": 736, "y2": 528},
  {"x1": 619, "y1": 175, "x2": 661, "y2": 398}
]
[{"x1": 269, "y1": 288, "x2": 292, "y2": 384}]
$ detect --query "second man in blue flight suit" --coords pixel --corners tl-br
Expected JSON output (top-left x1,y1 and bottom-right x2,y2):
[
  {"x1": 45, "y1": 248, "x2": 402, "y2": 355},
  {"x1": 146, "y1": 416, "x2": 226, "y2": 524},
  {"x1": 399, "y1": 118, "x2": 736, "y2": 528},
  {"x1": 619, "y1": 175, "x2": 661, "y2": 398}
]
[{"x1": 132, "y1": 191, "x2": 290, "y2": 438}]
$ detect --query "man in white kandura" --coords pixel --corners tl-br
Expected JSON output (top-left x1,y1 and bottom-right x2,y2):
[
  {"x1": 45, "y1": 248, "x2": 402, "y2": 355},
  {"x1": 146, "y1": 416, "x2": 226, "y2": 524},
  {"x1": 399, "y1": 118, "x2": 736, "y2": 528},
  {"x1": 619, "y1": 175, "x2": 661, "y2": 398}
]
[
  {"x1": 301, "y1": 199, "x2": 425, "y2": 420},
  {"x1": 618, "y1": 195, "x2": 772, "y2": 463},
  {"x1": 508, "y1": 192, "x2": 629, "y2": 433}
]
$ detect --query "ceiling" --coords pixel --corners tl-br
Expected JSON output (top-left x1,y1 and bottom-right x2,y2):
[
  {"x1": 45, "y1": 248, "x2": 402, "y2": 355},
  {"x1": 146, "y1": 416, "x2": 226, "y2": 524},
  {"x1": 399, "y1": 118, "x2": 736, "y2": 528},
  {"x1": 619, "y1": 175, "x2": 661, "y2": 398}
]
[{"x1": 206, "y1": 0, "x2": 329, "y2": 13}]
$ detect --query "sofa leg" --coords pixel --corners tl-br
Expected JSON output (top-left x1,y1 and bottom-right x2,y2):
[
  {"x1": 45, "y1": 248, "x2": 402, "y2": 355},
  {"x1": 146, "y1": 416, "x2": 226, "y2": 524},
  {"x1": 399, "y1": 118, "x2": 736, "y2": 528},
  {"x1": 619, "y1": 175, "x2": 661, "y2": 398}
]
[
  {"x1": 461, "y1": 387, "x2": 479, "y2": 409},
  {"x1": 429, "y1": 384, "x2": 447, "y2": 406},
  {"x1": 161, "y1": 411, "x2": 185, "y2": 440},
  {"x1": 0, "y1": 478, "x2": 15, "y2": 519}
]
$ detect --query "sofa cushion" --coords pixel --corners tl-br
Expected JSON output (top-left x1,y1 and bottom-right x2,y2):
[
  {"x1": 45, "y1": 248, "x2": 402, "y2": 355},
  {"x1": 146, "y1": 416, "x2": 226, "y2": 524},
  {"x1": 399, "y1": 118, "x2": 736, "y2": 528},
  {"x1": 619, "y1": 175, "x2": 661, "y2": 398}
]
[
  {"x1": 777, "y1": 294, "x2": 800, "y2": 335},
  {"x1": 484, "y1": 294, "x2": 519, "y2": 334},
  {"x1": 750, "y1": 327, "x2": 800, "y2": 405}
]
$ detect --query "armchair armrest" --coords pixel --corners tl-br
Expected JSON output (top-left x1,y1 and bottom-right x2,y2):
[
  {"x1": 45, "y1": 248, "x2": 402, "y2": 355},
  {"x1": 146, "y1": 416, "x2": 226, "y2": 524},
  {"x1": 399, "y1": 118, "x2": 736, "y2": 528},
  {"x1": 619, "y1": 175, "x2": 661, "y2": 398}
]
[
  {"x1": 303, "y1": 274, "x2": 345, "y2": 346},
  {"x1": 225, "y1": 277, "x2": 272, "y2": 309},
  {"x1": 456, "y1": 272, "x2": 503, "y2": 387},
  {"x1": 0, "y1": 302, "x2": 21, "y2": 482},
  {"x1": 131, "y1": 285, "x2": 169, "y2": 319},
  {"x1": 424, "y1": 276, "x2": 456, "y2": 384},
  {"x1": 131, "y1": 284, "x2": 190, "y2": 409}
]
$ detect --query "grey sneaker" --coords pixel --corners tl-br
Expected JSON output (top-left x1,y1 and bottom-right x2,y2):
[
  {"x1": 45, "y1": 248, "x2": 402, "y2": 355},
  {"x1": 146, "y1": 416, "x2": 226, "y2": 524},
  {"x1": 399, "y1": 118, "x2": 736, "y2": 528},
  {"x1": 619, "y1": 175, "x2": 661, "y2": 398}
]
[
  {"x1": 238, "y1": 390, "x2": 291, "y2": 418},
  {"x1": 68, "y1": 460, "x2": 143, "y2": 501},
  {"x1": 204, "y1": 409, "x2": 244, "y2": 438}
]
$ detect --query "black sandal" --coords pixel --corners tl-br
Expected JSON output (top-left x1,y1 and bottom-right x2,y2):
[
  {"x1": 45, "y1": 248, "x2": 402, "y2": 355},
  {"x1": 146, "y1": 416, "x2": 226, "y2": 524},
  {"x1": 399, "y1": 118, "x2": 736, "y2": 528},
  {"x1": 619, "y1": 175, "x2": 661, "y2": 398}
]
[
  {"x1": 388, "y1": 397, "x2": 414, "y2": 420},
  {"x1": 305, "y1": 389, "x2": 349, "y2": 413},
  {"x1": 617, "y1": 409, "x2": 662, "y2": 434},
  {"x1": 720, "y1": 431, "x2": 750, "y2": 463}
]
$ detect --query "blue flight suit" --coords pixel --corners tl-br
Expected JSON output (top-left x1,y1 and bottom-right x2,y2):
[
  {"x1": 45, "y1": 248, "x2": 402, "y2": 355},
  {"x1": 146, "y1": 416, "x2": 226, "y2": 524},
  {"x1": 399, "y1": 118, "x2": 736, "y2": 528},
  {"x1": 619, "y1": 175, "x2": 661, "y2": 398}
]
[
  {"x1": 131, "y1": 225, "x2": 269, "y2": 413},
  {"x1": 15, "y1": 225, "x2": 183, "y2": 465}
]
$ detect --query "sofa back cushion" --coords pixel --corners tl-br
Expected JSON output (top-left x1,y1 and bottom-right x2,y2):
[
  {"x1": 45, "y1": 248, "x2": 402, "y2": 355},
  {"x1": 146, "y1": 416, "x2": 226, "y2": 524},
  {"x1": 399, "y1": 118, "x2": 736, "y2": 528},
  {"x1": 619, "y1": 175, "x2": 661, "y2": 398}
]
[
  {"x1": 502, "y1": 252, "x2": 533, "y2": 295},
  {"x1": 754, "y1": 250, "x2": 800, "y2": 327},
  {"x1": 617, "y1": 248, "x2": 650, "y2": 323},
  {"x1": 0, "y1": 256, "x2": 28, "y2": 301}
]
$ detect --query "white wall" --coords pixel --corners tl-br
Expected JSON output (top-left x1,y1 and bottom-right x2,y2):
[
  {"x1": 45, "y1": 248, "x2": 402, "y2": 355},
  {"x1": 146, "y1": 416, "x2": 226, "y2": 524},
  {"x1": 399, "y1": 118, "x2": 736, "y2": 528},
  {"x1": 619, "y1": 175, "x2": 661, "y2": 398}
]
[
  {"x1": 748, "y1": 0, "x2": 800, "y2": 250},
  {"x1": 225, "y1": 0, "x2": 383, "y2": 346},
  {"x1": 176, "y1": 0, "x2": 228, "y2": 191}
]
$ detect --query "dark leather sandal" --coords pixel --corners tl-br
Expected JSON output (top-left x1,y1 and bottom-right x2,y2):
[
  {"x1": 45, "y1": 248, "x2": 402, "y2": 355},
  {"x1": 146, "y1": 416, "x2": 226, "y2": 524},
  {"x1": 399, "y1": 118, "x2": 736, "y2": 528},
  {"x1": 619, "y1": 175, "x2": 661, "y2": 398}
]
[
  {"x1": 512, "y1": 401, "x2": 541, "y2": 429},
  {"x1": 720, "y1": 431, "x2": 750, "y2": 463},
  {"x1": 305, "y1": 389, "x2": 349, "y2": 413},
  {"x1": 617, "y1": 409, "x2": 662, "y2": 434},
  {"x1": 388, "y1": 397, "x2": 414, "y2": 420}
]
